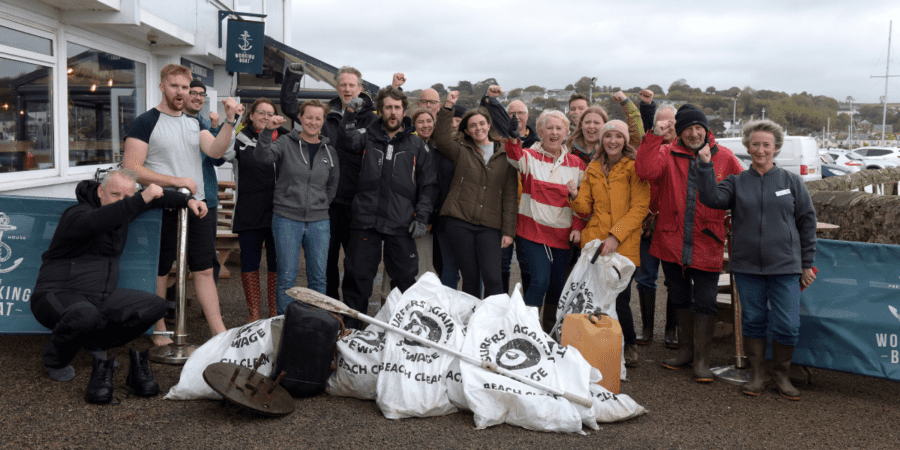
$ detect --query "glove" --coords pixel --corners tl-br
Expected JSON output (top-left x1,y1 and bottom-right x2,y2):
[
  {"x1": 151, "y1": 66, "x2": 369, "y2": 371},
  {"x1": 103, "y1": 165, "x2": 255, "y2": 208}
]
[
  {"x1": 408, "y1": 220, "x2": 426, "y2": 239},
  {"x1": 347, "y1": 97, "x2": 364, "y2": 113},
  {"x1": 283, "y1": 63, "x2": 304, "y2": 94},
  {"x1": 509, "y1": 113, "x2": 520, "y2": 139}
]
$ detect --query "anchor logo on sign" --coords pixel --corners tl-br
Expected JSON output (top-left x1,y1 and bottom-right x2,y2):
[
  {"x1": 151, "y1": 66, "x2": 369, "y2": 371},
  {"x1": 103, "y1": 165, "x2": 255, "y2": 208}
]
[
  {"x1": 238, "y1": 30, "x2": 253, "y2": 52},
  {"x1": 0, "y1": 213, "x2": 24, "y2": 273}
]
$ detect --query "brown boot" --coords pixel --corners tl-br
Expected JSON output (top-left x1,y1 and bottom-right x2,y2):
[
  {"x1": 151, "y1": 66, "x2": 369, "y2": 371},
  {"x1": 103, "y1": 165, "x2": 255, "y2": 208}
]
[
  {"x1": 241, "y1": 270, "x2": 262, "y2": 323},
  {"x1": 741, "y1": 337, "x2": 767, "y2": 396},
  {"x1": 772, "y1": 341, "x2": 801, "y2": 400},
  {"x1": 266, "y1": 271, "x2": 278, "y2": 318}
]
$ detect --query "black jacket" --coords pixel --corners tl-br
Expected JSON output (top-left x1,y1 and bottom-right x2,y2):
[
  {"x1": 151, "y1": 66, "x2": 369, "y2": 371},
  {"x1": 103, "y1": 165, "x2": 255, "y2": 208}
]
[
  {"x1": 35, "y1": 180, "x2": 191, "y2": 296},
  {"x1": 338, "y1": 113, "x2": 438, "y2": 235},
  {"x1": 231, "y1": 126, "x2": 287, "y2": 233},
  {"x1": 321, "y1": 94, "x2": 380, "y2": 206}
]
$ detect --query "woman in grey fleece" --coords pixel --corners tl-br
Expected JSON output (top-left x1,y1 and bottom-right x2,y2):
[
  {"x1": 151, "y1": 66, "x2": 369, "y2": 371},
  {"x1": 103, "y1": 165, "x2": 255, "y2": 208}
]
[
  {"x1": 696, "y1": 119, "x2": 816, "y2": 402},
  {"x1": 255, "y1": 99, "x2": 339, "y2": 314}
]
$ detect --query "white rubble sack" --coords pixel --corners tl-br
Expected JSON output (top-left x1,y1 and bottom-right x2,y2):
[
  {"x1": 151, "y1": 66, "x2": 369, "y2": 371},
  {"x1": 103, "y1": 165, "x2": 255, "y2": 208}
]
[
  {"x1": 586, "y1": 367, "x2": 647, "y2": 422},
  {"x1": 553, "y1": 238, "x2": 635, "y2": 381},
  {"x1": 375, "y1": 273, "x2": 472, "y2": 419},
  {"x1": 460, "y1": 289, "x2": 597, "y2": 433},
  {"x1": 165, "y1": 316, "x2": 283, "y2": 400},
  {"x1": 324, "y1": 286, "x2": 402, "y2": 400}
]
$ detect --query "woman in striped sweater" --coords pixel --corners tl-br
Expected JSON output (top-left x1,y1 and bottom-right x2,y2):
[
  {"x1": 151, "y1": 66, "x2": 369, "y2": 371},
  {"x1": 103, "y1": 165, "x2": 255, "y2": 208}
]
[{"x1": 505, "y1": 110, "x2": 587, "y2": 332}]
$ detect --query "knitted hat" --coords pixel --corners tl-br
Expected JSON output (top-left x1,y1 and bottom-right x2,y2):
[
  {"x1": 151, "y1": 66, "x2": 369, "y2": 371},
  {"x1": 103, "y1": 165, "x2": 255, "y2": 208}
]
[
  {"x1": 600, "y1": 120, "x2": 629, "y2": 145},
  {"x1": 453, "y1": 105, "x2": 466, "y2": 118},
  {"x1": 675, "y1": 104, "x2": 708, "y2": 136},
  {"x1": 189, "y1": 79, "x2": 206, "y2": 91}
]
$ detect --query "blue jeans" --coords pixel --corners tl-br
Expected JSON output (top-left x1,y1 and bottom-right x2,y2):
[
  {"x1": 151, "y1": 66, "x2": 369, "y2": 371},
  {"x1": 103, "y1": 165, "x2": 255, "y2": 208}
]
[
  {"x1": 272, "y1": 215, "x2": 330, "y2": 314},
  {"x1": 734, "y1": 272, "x2": 802, "y2": 346},
  {"x1": 518, "y1": 237, "x2": 569, "y2": 308},
  {"x1": 634, "y1": 235, "x2": 659, "y2": 290}
]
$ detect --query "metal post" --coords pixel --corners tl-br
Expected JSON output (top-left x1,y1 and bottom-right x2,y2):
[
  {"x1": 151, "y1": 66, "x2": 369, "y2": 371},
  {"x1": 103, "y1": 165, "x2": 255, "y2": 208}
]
[
  {"x1": 712, "y1": 216, "x2": 751, "y2": 385},
  {"x1": 150, "y1": 189, "x2": 199, "y2": 364}
]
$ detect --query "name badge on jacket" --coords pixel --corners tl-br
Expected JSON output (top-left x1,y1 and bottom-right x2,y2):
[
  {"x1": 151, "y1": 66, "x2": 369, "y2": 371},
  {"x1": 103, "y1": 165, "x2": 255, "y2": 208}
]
[
  {"x1": 775, "y1": 189, "x2": 791, "y2": 197},
  {"x1": 386, "y1": 144, "x2": 394, "y2": 161}
]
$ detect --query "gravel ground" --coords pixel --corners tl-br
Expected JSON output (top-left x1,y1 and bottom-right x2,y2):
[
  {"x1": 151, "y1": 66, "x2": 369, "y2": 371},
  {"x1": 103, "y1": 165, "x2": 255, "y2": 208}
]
[{"x1": 2, "y1": 252, "x2": 898, "y2": 450}]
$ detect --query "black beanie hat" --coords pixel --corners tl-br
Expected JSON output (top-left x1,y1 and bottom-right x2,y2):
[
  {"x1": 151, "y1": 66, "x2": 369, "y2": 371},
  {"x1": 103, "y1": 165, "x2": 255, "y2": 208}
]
[
  {"x1": 675, "y1": 104, "x2": 708, "y2": 136},
  {"x1": 189, "y1": 79, "x2": 206, "y2": 91},
  {"x1": 453, "y1": 105, "x2": 466, "y2": 118}
]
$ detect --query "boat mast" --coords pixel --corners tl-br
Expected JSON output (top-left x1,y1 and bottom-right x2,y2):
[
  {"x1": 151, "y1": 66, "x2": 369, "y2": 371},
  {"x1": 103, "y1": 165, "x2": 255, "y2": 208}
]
[{"x1": 872, "y1": 21, "x2": 895, "y2": 146}]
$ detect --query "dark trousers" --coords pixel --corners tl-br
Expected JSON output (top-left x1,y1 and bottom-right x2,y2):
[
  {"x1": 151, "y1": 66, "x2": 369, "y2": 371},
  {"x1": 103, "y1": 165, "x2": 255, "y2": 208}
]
[
  {"x1": 443, "y1": 217, "x2": 503, "y2": 298},
  {"x1": 341, "y1": 228, "x2": 418, "y2": 328},
  {"x1": 326, "y1": 203, "x2": 353, "y2": 300},
  {"x1": 514, "y1": 236, "x2": 531, "y2": 295},
  {"x1": 31, "y1": 289, "x2": 167, "y2": 368},
  {"x1": 660, "y1": 260, "x2": 720, "y2": 317},
  {"x1": 616, "y1": 275, "x2": 637, "y2": 345}
]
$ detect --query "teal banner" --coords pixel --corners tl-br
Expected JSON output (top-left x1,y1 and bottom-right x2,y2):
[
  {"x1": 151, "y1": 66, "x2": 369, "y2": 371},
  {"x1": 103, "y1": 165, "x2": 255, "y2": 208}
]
[
  {"x1": 225, "y1": 19, "x2": 264, "y2": 74},
  {"x1": 0, "y1": 195, "x2": 161, "y2": 334},
  {"x1": 794, "y1": 239, "x2": 900, "y2": 381}
]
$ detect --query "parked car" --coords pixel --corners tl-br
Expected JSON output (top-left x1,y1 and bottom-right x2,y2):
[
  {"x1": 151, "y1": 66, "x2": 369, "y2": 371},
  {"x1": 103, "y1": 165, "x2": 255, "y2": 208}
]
[
  {"x1": 717, "y1": 136, "x2": 822, "y2": 181},
  {"x1": 820, "y1": 154, "x2": 856, "y2": 178},
  {"x1": 846, "y1": 147, "x2": 900, "y2": 163},
  {"x1": 839, "y1": 148, "x2": 900, "y2": 170}
]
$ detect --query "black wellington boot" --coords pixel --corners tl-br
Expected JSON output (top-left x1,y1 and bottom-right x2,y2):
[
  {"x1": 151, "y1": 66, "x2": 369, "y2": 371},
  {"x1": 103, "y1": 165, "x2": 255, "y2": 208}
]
[
  {"x1": 85, "y1": 355, "x2": 115, "y2": 404},
  {"x1": 634, "y1": 286, "x2": 656, "y2": 345},
  {"x1": 541, "y1": 302, "x2": 558, "y2": 334},
  {"x1": 664, "y1": 297, "x2": 679, "y2": 349},
  {"x1": 662, "y1": 309, "x2": 694, "y2": 369},
  {"x1": 693, "y1": 313, "x2": 717, "y2": 383},
  {"x1": 772, "y1": 342, "x2": 801, "y2": 400},
  {"x1": 126, "y1": 349, "x2": 160, "y2": 397},
  {"x1": 741, "y1": 337, "x2": 767, "y2": 396}
]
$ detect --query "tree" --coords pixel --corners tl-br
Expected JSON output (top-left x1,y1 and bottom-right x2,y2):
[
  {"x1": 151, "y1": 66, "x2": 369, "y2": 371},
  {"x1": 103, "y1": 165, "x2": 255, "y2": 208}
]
[
  {"x1": 646, "y1": 84, "x2": 665, "y2": 95},
  {"x1": 451, "y1": 80, "x2": 474, "y2": 95},
  {"x1": 524, "y1": 85, "x2": 545, "y2": 93},
  {"x1": 574, "y1": 76, "x2": 596, "y2": 96},
  {"x1": 430, "y1": 83, "x2": 448, "y2": 97},
  {"x1": 709, "y1": 118, "x2": 726, "y2": 135},
  {"x1": 625, "y1": 87, "x2": 643, "y2": 94},
  {"x1": 706, "y1": 86, "x2": 717, "y2": 94},
  {"x1": 473, "y1": 78, "x2": 499, "y2": 96},
  {"x1": 565, "y1": 84, "x2": 575, "y2": 90},
  {"x1": 508, "y1": 88, "x2": 524, "y2": 98}
]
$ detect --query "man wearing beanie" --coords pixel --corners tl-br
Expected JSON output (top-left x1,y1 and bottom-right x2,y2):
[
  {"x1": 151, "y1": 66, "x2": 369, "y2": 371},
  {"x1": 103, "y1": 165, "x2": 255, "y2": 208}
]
[{"x1": 635, "y1": 103, "x2": 743, "y2": 384}]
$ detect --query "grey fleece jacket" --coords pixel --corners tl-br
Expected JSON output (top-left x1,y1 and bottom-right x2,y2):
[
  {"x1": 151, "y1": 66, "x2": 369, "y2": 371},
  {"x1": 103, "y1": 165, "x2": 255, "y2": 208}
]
[
  {"x1": 255, "y1": 128, "x2": 340, "y2": 223},
  {"x1": 697, "y1": 163, "x2": 816, "y2": 275}
]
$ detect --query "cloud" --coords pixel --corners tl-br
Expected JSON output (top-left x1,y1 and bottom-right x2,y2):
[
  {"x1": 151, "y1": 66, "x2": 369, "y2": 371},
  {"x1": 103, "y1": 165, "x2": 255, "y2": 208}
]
[{"x1": 291, "y1": 0, "x2": 900, "y2": 103}]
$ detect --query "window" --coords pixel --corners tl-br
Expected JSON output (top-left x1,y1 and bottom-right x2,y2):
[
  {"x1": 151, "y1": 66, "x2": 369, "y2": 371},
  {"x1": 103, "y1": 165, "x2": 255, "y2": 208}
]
[
  {"x1": 66, "y1": 43, "x2": 146, "y2": 167},
  {"x1": 0, "y1": 58, "x2": 53, "y2": 173},
  {"x1": 0, "y1": 25, "x2": 52, "y2": 56}
]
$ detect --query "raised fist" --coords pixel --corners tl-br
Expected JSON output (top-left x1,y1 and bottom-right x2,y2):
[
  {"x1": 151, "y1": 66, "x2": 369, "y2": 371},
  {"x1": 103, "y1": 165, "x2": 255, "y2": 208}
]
[
  {"x1": 392, "y1": 73, "x2": 406, "y2": 88},
  {"x1": 654, "y1": 118, "x2": 674, "y2": 137},
  {"x1": 446, "y1": 91, "x2": 460, "y2": 106},
  {"x1": 639, "y1": 89, "x2": 654, "y2": 104},
  {"x1": 697, "y1": 144, "x2": 711, "y2": 163},
  {"x1": 487, "y1": 85, "x2": 503, "y2": 98},
  {"x1": 222, "y1": 97, "x2": 241, "y2": 121},
  {"x1": 267, "y1": 115, "x2": 286, "y2": 130},
  {"x1": 613, "y1": 91, "x2": 627, "y2": 102},
  {"x1": 209, "y1": 111, "x2": 220, "y2": 128},
  {"x1": 347, "y1": 97, "x2": 364, "y2": 114}
]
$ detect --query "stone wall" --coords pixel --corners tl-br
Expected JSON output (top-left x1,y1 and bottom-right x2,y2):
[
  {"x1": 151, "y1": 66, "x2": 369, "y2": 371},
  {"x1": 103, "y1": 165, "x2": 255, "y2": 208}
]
[{"x1": 806, "y1": 168, "x2": 900, "y2": 244}]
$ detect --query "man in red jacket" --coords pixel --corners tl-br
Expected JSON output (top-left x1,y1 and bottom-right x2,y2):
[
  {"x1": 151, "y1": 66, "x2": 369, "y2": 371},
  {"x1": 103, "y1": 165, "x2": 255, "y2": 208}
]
[{"x1": 635, "y1": 104, "x2": 743, "y2": 383}]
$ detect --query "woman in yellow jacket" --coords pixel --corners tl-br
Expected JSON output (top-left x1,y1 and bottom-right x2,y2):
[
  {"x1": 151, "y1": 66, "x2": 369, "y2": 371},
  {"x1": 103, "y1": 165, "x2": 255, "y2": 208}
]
[{"x1": 566, "y1": 120, "x2": 650, "y2": 368}]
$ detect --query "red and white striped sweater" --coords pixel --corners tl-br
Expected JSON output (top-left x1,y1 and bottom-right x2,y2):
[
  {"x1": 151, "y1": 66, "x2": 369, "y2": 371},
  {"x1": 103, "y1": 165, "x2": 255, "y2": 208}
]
[{"x1": 506, "y1": 140, "x2": 587, "y2": 249}]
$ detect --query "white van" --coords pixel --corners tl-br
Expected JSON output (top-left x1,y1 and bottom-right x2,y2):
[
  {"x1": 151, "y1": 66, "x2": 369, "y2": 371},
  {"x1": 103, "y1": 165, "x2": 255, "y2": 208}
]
[{"x1": 716, "y1": 136, "x2": 822, "y2": 182}]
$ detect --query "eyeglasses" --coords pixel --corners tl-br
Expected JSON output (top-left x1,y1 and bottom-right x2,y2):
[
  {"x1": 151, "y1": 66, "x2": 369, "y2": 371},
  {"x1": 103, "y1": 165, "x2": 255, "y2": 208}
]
[
  {"x1": 418, "y1": 99, "x2": 439, "y2": 106},
  {"x1": 255, "y1": 111, "x2": 275, "y2": 117},
  {"x1": 188, "y1": 90, "x2": 207, "y2": 98}
]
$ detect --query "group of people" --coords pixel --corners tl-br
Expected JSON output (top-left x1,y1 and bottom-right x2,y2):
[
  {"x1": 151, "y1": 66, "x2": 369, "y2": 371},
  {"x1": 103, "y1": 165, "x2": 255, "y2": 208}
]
[{"x1": 31, "y1": 63, "x2": 817, "y2": 404}]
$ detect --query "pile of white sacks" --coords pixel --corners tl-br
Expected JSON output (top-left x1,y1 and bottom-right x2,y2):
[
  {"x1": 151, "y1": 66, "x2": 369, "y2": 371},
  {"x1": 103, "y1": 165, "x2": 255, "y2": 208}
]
[{"x1": 328, "y1": 272, "x2": 645, "y2": 434}]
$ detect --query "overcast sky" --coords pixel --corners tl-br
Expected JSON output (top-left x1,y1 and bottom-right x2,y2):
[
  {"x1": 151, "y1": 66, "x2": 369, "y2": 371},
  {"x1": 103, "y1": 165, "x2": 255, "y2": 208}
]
[{"x1": 291, "y1": 0, "x2": 900, "y2": 104}]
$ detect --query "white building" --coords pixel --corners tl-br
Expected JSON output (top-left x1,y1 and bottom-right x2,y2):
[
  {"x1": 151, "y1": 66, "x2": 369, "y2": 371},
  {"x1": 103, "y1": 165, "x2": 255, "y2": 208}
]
[{"x1": 0, "y1": 0, "x2": 376, "y2": 197}]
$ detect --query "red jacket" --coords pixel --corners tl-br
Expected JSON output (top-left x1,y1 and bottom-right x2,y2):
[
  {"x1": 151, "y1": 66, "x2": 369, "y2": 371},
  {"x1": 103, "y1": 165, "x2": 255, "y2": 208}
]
[{"x1": 635, "y1": 131, "x2": 743, "y2": 273}]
